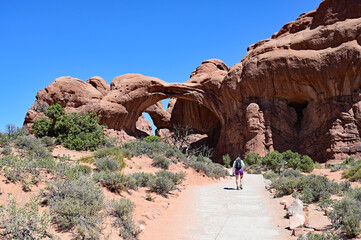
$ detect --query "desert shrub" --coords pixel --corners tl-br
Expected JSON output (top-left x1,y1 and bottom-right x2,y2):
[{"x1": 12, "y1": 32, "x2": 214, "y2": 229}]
[
  {"x1": 32, "y1": 117, "x2": 52, "y2": 138},
  {"x1": 143, "y1": 135, "x2": 162, "y2": 143},
  {"x1": 314, "y1": 162, "x2": 322, "y2": 169},
  {"x1": 244, "y1": 152, "x2": 262, "y2": 166},
  {"x1": 65, "y1": 164, "x2": 92, "y2": 179},
  {"x1": 121, "y1": 140, "x2": 170, "y2": 158},
  {"x1": 130, "y1": 172, "x2": 156, "y2": 188},
  {"x1": 282, "y1": 150, "x2": 301, "y2": 169},
  {"x1": 280, "y1": 169, "x2": 302, "y2": 178},
  {"x1": 5, "y1": 124, "x2": 28, "y2": 140},
  {"x1": 0, "y1": 195, "x2": 51, "y2": 240},
  {"x1": 298, "y1": 155, "x2": 314, "y2": 172},
  {"x1": 94, "y1": 157, "x2": 120, "y2": 171},
  {"x1": 33, "y1": 103, "x2": 107, "y2": 151},
  {"x1": 39, "y1": 136, "x2": 55, "y2": 148},
  {"x1": 94, "y1": 147, "x2": 126, "y2": 170},
  {"x1": 330, "y1": 164, "x2": 346, "y2": 172},
  {"x1": 262, "y1": 151, "x2": 285, "y2": 173},
  {"x1": 150, "y1": 170, "x2": 185, "y2": 197},
  {"x1": 185, "y1": 155, "x2": 229, "y2": 179},
  {"x1": 298, "y1": 175, "x2": 339, "y2": 203},
  {"x1": 110, "y1": 199, "x2": 141, "y2": 240},
  {"x1": 93, "y1": 171, "x2": 137, "y2": 193},
  {"x1": 47, "y1": 176, "x2": 104, "y2": 239},
  {"x1": 329, "y1": 189, "x2": 361, "y2": 237},
  {"x1": 298, "y1": 232, "x2": 341, "y2": 240},
  {"x1": 263, "y1": 170, "x2": 278, "y2": 180},
  {"x1": 2, "y1": 145, "x2": 12, "y2": 156},
  {"x1": 31, "y1": 101, "x2": 49, "y2": 113},
  {"x1": 14, "y1": 135, "x2": 51, "y2": 159},
  {"x1": 0, "y1": 133, "x2": 10, "y2": 147},
  {"x1": 78, "y1": 155, "x2": 95, "y2": 164},
  {"x1": 55, "y1": 112, "x2": 106, "y2": 151},
  {"x1": 222, "y1": 154, "x2": 231, "y2": 168},
  {"x1": 104, "y1": 137, "x2": 118, "y2": 148},
  {"x1": 342, "y1": 161, "x2": 361, "y2": 182},
  {"x1": 343, "y1": 156, "x2": 355, "y2": 165},
  {"x1": 271, "y1": 177, "x2": 300, "y2": 197},
  {"x1": 152, "y1": 154, "x2": 171, "y2": 169}
]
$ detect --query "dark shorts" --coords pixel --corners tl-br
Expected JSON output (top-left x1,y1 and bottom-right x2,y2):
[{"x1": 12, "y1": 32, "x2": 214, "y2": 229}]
[{"x1": 235, "y1": 169, "x2": 243, "y2": 175}]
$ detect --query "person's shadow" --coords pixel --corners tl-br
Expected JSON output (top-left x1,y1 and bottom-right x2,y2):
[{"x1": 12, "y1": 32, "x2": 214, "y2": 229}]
[{"x1": 223, "y1": 187, "x2": 236, "y2": 190}]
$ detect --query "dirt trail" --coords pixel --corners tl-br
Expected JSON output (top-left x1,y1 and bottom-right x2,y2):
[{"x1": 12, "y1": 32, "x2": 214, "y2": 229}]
[{"x1": 141, "y1": 174, "x2": 286, "y2": 240}]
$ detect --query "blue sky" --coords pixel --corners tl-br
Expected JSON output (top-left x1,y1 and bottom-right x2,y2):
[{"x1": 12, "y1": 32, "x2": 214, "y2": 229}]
[{"x1": 0, "y1": 0, "x2": 321, "y2": 131}]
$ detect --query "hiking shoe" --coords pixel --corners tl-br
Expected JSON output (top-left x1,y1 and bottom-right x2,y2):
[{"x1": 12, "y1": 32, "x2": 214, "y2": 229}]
[
  {"x1": 236, "y1": 186, "x2": 239, "y2": 190},
  {"x1": 240, "y1": 184, "x2": 243, "y2": 189}
]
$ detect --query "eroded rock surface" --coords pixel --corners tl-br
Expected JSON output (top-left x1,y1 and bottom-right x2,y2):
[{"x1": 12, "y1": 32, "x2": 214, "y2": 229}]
[{"x1": 24, "y1": 0, "x2": 361, "y2": 163}]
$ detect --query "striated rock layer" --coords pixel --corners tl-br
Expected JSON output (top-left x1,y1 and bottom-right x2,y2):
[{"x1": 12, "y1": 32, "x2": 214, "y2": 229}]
[{"x1": 24, "y1": 0, "x2": 361, "y2": 163}]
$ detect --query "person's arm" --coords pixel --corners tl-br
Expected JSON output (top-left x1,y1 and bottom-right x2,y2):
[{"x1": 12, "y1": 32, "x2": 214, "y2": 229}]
[{"x1": 241, "y1": 160, "x2": 245, "y2": 169}]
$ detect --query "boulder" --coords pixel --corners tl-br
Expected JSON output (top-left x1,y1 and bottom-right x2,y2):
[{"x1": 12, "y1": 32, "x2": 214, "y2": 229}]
[
  {"x1": 287, "y1": 199, "x2": 304, "y2": 217},
  {"x1": 290, "y1": 214, "x2": 306, "y2": 229}
]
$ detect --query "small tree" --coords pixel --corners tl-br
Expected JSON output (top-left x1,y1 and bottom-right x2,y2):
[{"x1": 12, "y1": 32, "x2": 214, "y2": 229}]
[{"x1": 262, "y1": 151, "x2": 285, "y2": 174}]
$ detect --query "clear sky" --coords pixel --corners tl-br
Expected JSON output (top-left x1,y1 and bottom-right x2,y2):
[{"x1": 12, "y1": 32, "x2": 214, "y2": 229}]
[{"x1": 0, "y1": 0, "x2": 321, "y2": 131}]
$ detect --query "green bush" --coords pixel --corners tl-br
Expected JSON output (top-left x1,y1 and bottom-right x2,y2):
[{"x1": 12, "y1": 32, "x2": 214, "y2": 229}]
[
  {"x1": 32, "y1": 118, "x2": 52, "y2": 138},
  {"x1": 47, "y1": 176, "x2": 104, "y2": 239},
  {"x1": 143, "y1": 135, "x2": 162, "y2": 143},
  {"x1": 152, "y1": 154, "x2": 171, "y2": 169},
  {"x1": 222, "y1": 154, "x2": 231, "y2": 168},
  {"x1": 262, "y1": 151, "x2": 285, "y2": 173},
  {"x1": 298, "y1": 155, "x2": 314, "y2": 172},
  {"x1": 282, "y1": 150, "x2": 301, "y2": 169},
  {"x1": 93, "y1": 171, "x2": 137, "y2": 193},
  {"x1": 0, "y1": 195, "x2": 51, "y2": 240},
  {"x1": 32, "y1": 103, "x2": 107, "y2": 151},
  {"x1": 94, "y1": 157, "x2": 121, "y2": 171},
  {"x1": 244, "y1": 152, "x2": 262, "y2": 166}
]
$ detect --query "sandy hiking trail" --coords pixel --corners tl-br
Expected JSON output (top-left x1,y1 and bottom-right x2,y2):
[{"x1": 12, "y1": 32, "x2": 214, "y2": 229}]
[{"x1": 142, "y1": 174, "x2": 285, "y2": 240}]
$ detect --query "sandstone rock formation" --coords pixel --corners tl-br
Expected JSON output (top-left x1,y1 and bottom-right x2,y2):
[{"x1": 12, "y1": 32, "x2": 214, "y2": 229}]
[{"x1": 24, "y1": 0, "x2": 361, "y2": 163}]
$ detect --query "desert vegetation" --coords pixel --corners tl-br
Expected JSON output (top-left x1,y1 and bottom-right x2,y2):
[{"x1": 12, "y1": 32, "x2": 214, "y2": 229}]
[
  {"x1": 0, "y1": 121, "x2": 229, "y2": 239},
  {"x1": 249, "y1": 150, "x2": 361, "y2": 238}
]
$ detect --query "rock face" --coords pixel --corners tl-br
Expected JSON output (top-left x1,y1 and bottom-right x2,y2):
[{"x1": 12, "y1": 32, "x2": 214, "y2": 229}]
[{"x1": 24, "y1": 0, "x2": 361, "y2": 163}]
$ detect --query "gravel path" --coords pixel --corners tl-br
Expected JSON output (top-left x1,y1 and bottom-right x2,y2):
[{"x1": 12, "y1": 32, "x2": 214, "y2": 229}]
[{"x1": 178, "y1": 174, "x2": 281, "y2": 240}]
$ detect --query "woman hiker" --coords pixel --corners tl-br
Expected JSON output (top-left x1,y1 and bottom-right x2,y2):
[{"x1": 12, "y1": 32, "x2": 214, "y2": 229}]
[{"x1": 232, "y1": 154, "x2": 245, "y2": 190}]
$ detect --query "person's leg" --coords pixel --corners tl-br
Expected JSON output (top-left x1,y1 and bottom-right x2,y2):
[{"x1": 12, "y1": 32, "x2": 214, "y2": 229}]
[
  {"x1": 235, "y1": 174, "x2": 239, "y2": 189},
  {"x1": 240, "y1": 173, "x2": 244, "y2": 189}
]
